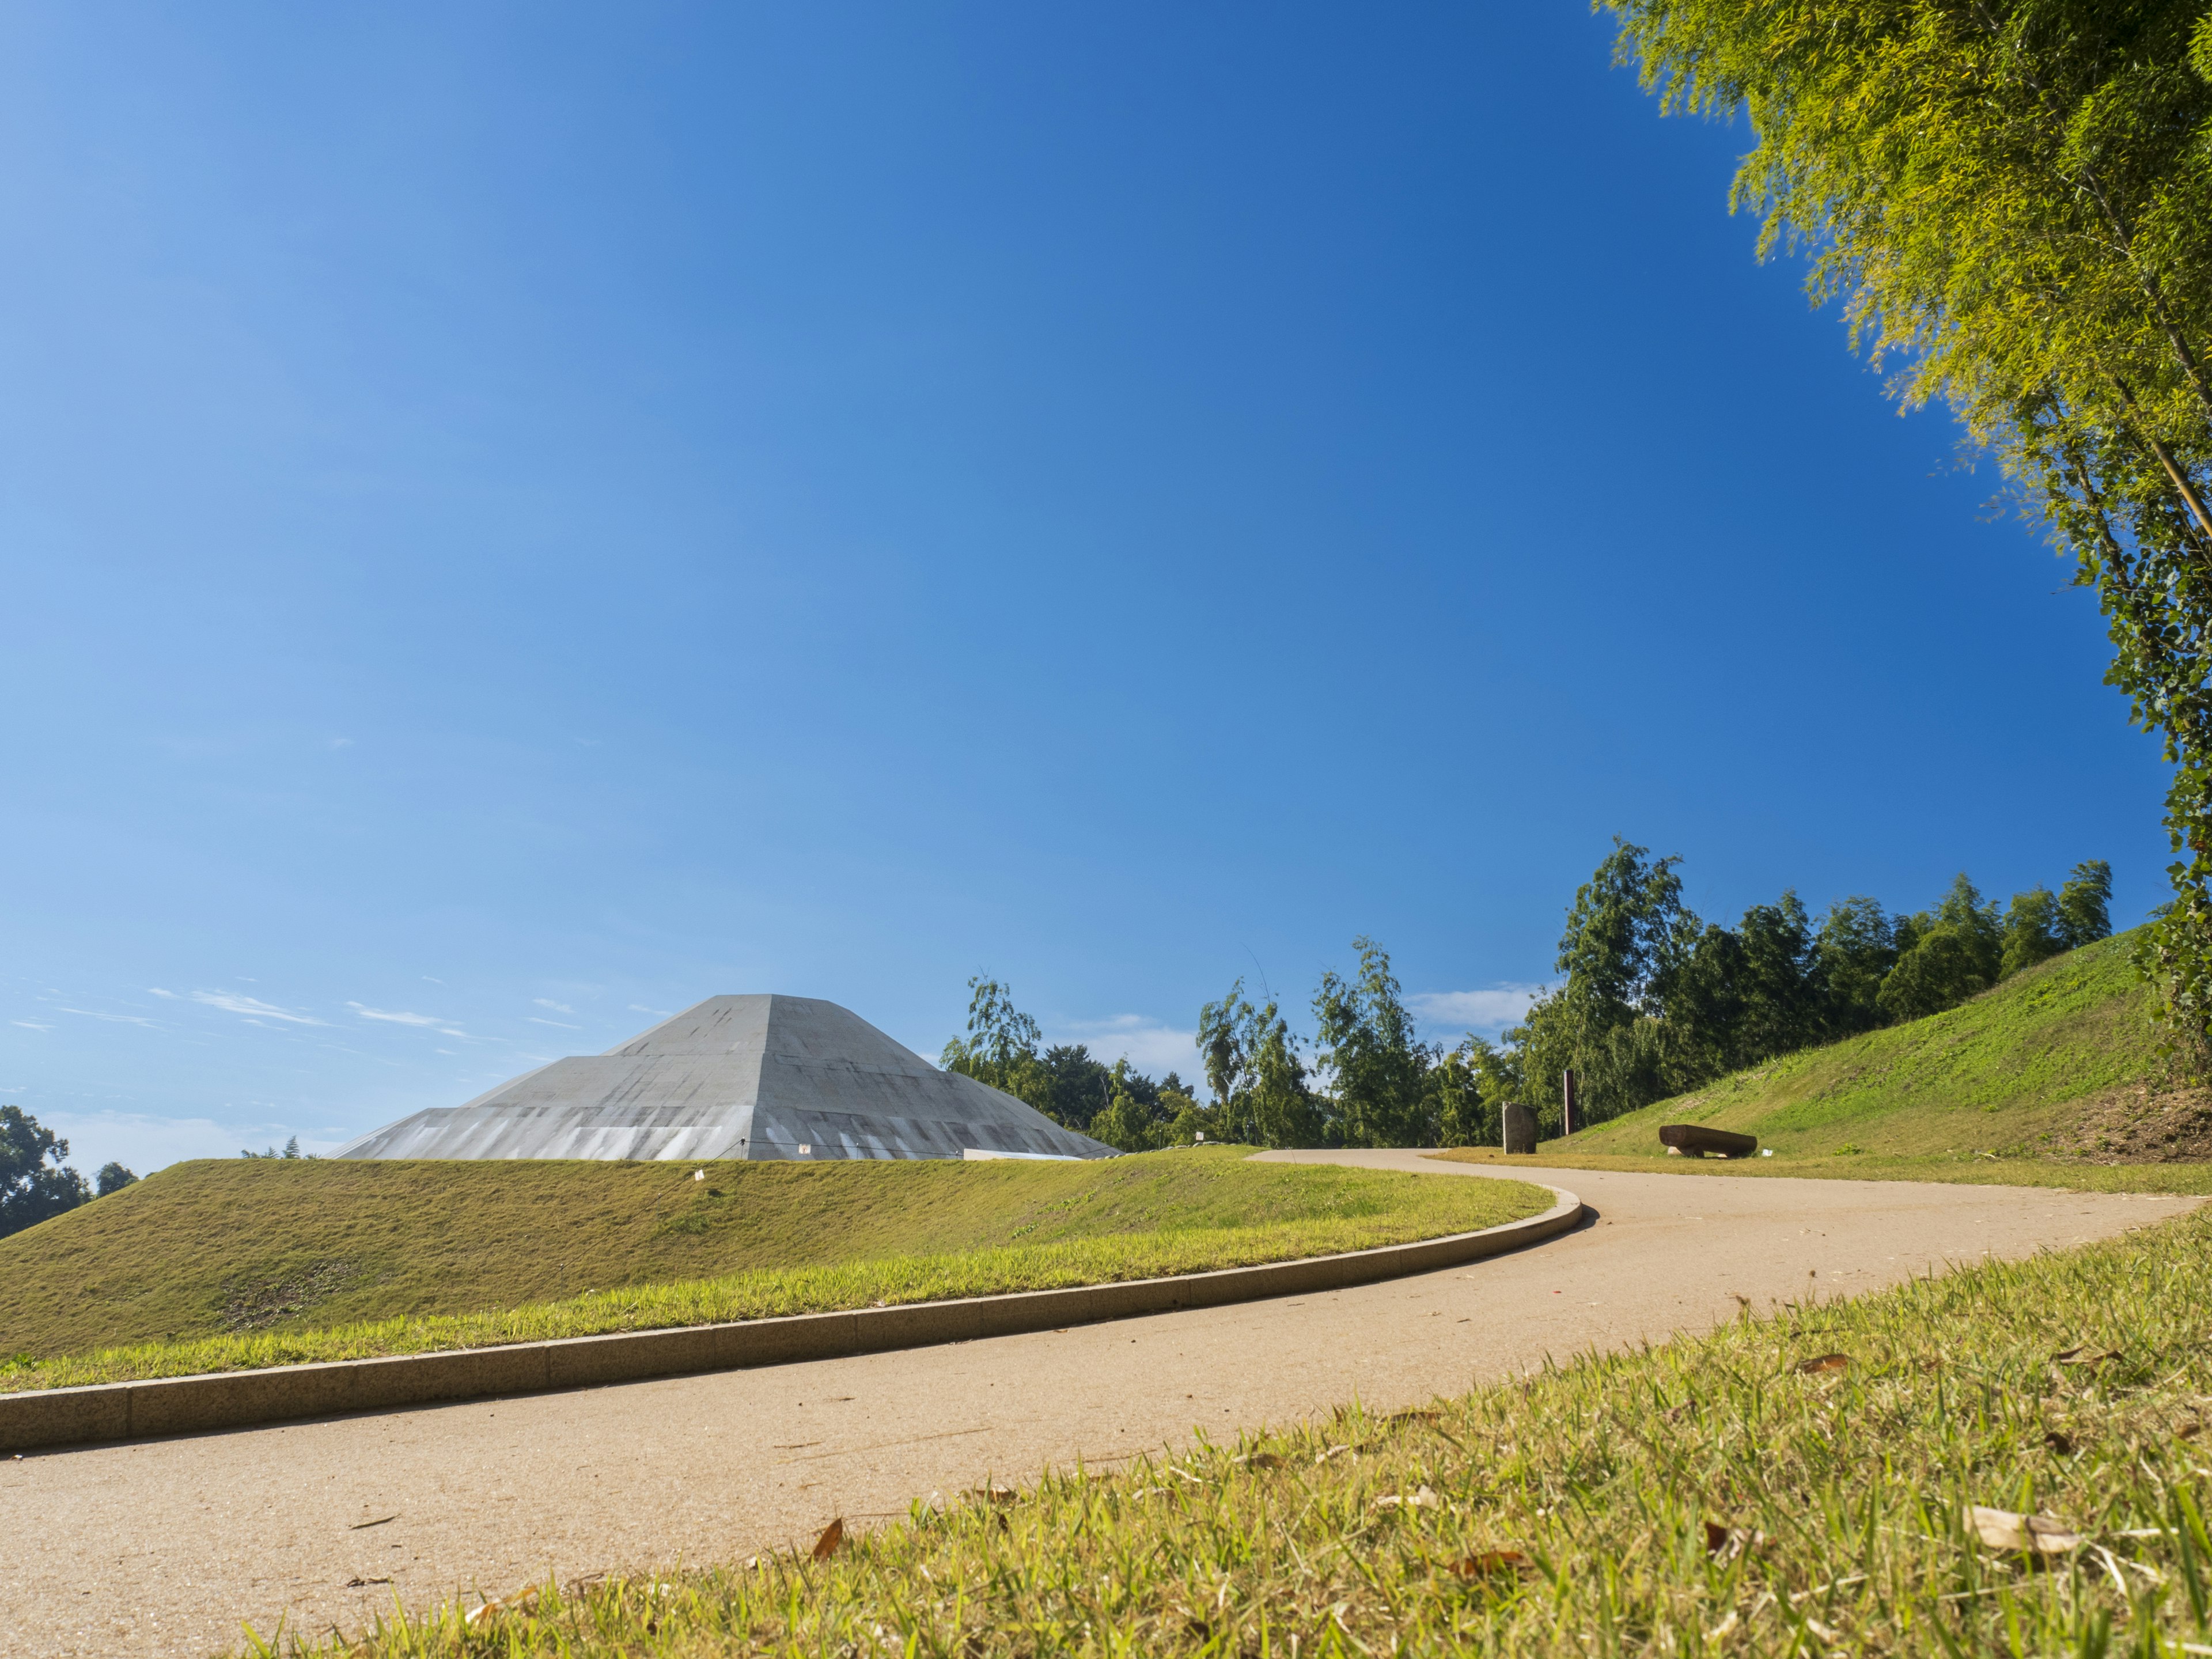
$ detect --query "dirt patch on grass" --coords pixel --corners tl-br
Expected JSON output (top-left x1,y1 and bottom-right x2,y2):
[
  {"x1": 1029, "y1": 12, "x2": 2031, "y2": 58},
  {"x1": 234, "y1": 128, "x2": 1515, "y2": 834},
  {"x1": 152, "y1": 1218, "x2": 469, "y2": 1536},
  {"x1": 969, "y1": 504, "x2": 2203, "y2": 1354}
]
[
  {"x1": 219, "y1": 1261, "x2": 362, "y2": 1333},
  {"x1": 2039, "y1": 1084, "x2": 2212, "y2": 1164}
]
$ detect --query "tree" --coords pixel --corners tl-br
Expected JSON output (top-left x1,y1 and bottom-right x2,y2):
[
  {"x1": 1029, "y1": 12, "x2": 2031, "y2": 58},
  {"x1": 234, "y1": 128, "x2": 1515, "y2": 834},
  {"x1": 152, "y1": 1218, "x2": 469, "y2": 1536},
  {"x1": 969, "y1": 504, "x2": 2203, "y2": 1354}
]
[
  {"x1": 1, "y1": 1105, "x2": 89, "y2": 1238},
  {"x1": 1525, "y1": 838, "x2": 1694, "y2": 1124},
  {"x1": 2058, "y1": 859, "x2": 2115, "y2": 948},
  {"x1": 938, "y1": 975, "x2": 1056, "y2": 1120},
  {"x1": 1877, "y1": 874, "x2": 2005, "y2": 1021},
  {"x1": 1197, "y1": 979, "x2": 1326, "y2": 1147},
  {"x1": 1601, "y1": 0, "x2": 2212, "y2": 1065},
  {"x1": 1815, "y1": 896, "x2": 1897, "y2": 1035},
  {"x1": 94, "y1": 1162, "x2": 138, "y2": 1196},
  {"x1": 2001, "y1": 886, "x2": 2068, "y2": 979},
  {"x1": 1039, "y1": 1044, "x2": 1112, "y2": 1135},
  {"x1": 1313, "y1": 938, "x2": 1436, "y2": 1147},
  {"x1": 241, "y1": 1137, "x2": 305, "y2": 1160}
]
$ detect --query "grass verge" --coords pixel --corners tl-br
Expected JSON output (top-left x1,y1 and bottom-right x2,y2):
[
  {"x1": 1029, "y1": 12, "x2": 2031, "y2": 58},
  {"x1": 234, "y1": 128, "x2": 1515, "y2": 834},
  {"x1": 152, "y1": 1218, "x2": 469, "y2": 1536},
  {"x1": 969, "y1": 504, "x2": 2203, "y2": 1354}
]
[
  {"x1": 264, "y1": 1206, "x2": 2212, "y2": 1657},
  {"x1": 0, "y1": 1153, "x2": 1549, "y2": 1393},
  {"x1": 1429, "y1": 1145, "x2": 2212, "y2": 1195}
]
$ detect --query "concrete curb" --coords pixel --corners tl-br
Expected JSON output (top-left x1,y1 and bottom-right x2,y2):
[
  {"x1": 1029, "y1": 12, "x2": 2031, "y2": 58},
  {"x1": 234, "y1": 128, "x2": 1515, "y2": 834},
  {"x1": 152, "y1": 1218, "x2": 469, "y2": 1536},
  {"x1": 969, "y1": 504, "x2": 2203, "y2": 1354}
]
[{"x1": 0, "y1": 1185, "x2": 1582, "y2": 1454}]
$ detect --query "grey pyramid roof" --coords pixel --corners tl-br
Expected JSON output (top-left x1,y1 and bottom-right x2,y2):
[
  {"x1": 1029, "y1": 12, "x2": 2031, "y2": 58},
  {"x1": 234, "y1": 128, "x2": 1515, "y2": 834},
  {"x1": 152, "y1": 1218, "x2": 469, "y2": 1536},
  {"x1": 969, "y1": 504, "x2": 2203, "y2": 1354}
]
[{"x1": 333, "y1": 995, "x2": 1116, "y2": 1162}]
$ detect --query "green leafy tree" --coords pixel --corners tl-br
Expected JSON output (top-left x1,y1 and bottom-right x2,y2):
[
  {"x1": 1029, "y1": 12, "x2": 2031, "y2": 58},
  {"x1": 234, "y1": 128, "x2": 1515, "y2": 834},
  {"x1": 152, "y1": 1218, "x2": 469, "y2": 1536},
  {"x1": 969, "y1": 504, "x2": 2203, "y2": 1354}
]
[
  {"x1": 2059, "y1": 859, "x2": 2115, "y2": 948},
  {"x1": 1875, "y1": 877, "x2": 2001, "y2": 1020},
  {"x1": 2001, "y1": 886, "x2": 2069, "y2": 978},
  {"x1": 1, "y1": 1105, "x2": 90, "y2": 1238},
  {"x1": 1814, "y1": 896, "x2": 1897, "y2": 1035},
  {"x1": 939, "y1": 975, "x2": 1057, "y2": 1120},
  {"x1": 1428, "y1": 1039, "x2": 1508, "y2": 1147},
  {"x1": 1038, "y1": 1044, "x2": 1113, "y2": 1135},
  {"x1": 1603, "y1": 0, "x2": 2211, "y2": 1064},
  {"x1": 1527, "y1": 838, "x2": 1694, "y2": 1124},
  {"x1": 1197, "y1": 979, "x2": 1327, "y2": 1147},
  {"x1": 94, "y1": 1161, "x2": 137, "y2": 1196},
  {"x1": 1313, "y1": 937, "x2": 1437, "y2": 1148},
  {"x1": 1084, "y1": 1060, "x2": 1210, "y2": 1153},
  {"x1": 241, "y1": 1136, "x2": 305, "y2": 1160}
]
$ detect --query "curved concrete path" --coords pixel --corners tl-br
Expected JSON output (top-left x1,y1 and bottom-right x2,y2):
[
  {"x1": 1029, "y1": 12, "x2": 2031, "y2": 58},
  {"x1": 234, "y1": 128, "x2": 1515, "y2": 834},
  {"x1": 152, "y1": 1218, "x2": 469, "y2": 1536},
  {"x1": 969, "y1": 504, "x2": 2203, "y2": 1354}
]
[{"x1": 2, "y1": 1154, "x2": 2191, "y2": 1657}]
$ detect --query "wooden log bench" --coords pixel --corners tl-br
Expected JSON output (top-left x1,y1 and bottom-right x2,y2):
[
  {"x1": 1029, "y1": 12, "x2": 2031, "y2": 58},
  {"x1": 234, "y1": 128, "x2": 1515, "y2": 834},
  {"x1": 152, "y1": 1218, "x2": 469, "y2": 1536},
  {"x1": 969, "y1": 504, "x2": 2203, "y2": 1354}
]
[{"x1": 1657, "y1": 1123, "x2": 1758, "y2": 1159}]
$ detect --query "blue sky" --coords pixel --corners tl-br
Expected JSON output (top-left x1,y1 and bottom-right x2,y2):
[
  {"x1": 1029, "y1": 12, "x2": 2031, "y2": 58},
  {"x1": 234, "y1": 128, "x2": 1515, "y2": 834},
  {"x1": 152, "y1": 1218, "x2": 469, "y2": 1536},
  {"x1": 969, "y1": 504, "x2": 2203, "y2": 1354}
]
[{"x1": 0, "y1": 3, "x2": 2169, "y2": 1175}]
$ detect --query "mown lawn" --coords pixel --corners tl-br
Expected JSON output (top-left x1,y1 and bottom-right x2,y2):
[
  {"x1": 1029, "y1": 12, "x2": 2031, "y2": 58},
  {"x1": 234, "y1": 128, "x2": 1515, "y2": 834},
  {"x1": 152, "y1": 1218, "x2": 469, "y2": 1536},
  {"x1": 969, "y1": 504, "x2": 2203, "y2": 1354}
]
[
  {"x1": 276, "y1": 1202, "x2": 2212, "y2": 1657},
  {"x1": 0, "y1": 1149, "x2": 1551, "y2": 1392},
  {"x1": 1554, "y1": 933, "x2": 2159, "y2": 1165}
]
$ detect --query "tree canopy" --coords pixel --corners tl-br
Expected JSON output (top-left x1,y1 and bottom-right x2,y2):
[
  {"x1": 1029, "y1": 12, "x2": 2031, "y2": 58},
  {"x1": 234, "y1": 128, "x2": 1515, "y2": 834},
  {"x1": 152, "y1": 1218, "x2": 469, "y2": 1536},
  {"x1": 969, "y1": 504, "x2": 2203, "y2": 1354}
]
[
  {"x1": 1, "y1": 1104, "x2": 90, "y2": 1239},
  {"x1": 1602, "y1": 0, "x2": 2212, "y2": 1063}
]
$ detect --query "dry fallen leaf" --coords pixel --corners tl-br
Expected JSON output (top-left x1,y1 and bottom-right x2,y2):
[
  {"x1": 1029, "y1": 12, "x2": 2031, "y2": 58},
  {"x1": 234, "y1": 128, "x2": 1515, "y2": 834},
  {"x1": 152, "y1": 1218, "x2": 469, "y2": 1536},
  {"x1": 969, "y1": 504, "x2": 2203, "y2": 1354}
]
[
  {"x1": 1967, "y1": 1505, "x2": 2082, "y2": 1555},
  {"x1": 2054, "y1": 1346, "x2": 2123, "y2": 1368},
  {"x1": 1453, "y1": 1549, "x2": 1533, "y2": 1576},
  {"x1": 1234, "y1": 1452, "x2": 1286, "y2": 1470},
  {"x1": 1703, "y1": 1520, "x2": 1765, "y2": 1560},
  {"x1": 812, "y1": 1518, "x2": 846, "y2": 1560},
  {"x1": 974, "y1": 1484, "x2": 1020, "y2": 1504},
  {"x1": 464, "y1": 1588, "x2": 539, "y2": 1627},
  {"x1": 1793, "y1": 1354, "x2": 1849, "y2": 1376},
  {"x1": 1389, "y1": 1409, "x2": 1443, "y2": 1425},
  {"x1": 1373, "y1": 1486, "x2": 1441, "y2": 1511}
]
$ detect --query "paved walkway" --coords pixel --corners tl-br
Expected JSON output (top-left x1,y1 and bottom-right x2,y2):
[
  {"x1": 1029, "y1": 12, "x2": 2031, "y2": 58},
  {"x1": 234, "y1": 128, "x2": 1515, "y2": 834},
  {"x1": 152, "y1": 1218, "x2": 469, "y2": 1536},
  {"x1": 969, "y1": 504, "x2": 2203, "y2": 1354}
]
[{"x1": 3, "y1": 1153, "x2": 2191, "y2": 1657}]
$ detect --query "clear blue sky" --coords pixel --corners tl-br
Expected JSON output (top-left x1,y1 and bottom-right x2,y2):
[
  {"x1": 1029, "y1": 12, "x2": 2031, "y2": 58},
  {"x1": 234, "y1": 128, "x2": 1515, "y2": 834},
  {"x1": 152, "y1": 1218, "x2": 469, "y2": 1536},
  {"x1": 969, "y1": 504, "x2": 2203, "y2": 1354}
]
[{"x1": 0, "y1": 3, "x2": 2169, "y2": 1174}]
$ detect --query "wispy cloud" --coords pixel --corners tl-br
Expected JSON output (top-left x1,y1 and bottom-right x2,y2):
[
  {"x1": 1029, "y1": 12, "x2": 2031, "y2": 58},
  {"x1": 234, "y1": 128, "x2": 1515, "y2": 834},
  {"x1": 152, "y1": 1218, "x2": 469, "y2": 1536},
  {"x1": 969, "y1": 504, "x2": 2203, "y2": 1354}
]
[
  {"x1": 628, "y1": 1004, "x2": 672, "y2": 1018},
  {"x1": 59, "y1": 1006, "x2": 162, "y2": 1028},
  {"x1": 147, "y1": 987, "x2": 177, "y2": 999},
  {"x1": 1049, "y1": 1015, "x2": 1199, "y2": 1078},
  {"x1": 534, "y1": 998, "x2": 575, "y2": 1015},
  {"x1": 1408, "y1": 985, "x2": 1551, "y2": 1036},
  {"x1": 10, "y1": 1020, "x2": 52, "y2": 1031},
  {"x1": 527, "y1": 1016, "x2": 581, "y2": 1029},
  {"x1": 191, "y1": 990, "x2": 324, "y2": 1025},
  {"x1": 347, "y1": 1002, "x2": 444, "y2": 1028}
]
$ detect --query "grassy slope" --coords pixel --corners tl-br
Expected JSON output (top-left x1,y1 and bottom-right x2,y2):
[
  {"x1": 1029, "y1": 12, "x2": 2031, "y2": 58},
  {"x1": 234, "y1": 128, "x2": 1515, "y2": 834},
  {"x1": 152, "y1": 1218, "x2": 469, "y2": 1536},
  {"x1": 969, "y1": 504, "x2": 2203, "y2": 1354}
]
[
  {"x1": 278, "y1": 1200, "x2": 2212, "y2": 1657},
  {"x1": 1438, "y1": 932, "x2": 2178, "y2": 1191},
  {"x1": 0, "y1": 1149, "x2": 1550, "y2": 1388}
]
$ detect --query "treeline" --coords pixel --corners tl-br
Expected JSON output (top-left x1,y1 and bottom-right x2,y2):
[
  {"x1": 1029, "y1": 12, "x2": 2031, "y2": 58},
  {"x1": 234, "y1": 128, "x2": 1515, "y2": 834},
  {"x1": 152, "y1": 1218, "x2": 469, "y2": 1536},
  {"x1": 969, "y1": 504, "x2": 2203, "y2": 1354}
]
[
  {"x1": 0, "y1": 1105, "x2": 135, "y2": 1240},
  {"x1": 946, "y1": 841, "x2": 2115, "y2": 1152},
  {"x1": 942, "y1": 942, "x2": 1512, "y2": 1153},
  {"x1": 1515, "y1": 840, "x2": 2113, "y2": 1132}
]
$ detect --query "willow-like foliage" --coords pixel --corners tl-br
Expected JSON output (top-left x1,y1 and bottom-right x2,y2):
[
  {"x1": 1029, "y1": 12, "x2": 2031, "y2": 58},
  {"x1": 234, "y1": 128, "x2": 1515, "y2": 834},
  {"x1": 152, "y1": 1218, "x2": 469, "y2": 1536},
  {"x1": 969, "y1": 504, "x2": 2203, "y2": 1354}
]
[{"x1": 1604, "y1": 0, "x2": 2212, "y2": 1065}]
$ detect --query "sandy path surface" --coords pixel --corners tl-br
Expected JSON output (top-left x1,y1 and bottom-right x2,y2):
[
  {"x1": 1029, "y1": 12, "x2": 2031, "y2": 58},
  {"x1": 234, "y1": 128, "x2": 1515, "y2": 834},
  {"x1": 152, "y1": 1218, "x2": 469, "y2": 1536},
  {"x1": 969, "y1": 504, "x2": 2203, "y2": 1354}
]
[{"x1": 3, "y1": 1153, "x2": 2191, "y2": 1657}]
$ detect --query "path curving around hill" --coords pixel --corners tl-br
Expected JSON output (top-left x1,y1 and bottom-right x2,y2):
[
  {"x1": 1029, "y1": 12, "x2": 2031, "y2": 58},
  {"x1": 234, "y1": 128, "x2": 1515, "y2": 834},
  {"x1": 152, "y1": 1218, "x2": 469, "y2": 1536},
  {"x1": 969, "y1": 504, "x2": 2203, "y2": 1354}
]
[{"x1": 2, "y1": 1153, "x2": 2192, "y2": 1658}]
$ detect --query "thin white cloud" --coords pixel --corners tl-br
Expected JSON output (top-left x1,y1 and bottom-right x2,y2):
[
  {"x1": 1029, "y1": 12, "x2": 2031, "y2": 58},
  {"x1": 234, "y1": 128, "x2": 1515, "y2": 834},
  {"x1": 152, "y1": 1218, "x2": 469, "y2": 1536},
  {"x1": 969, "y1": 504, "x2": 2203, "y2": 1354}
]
[
  {"x1": 147, "y1": 987, "x2": 177, "y2": 999},
  {"x1": 11, "y1": 1020, "x2": 52, "y2": 1031},
  {"x1": 347, "y1": 1002, "x2": 445, "y2": 1028},
  {"x1": 534, "y1": 998, "x2": 575, "y2": 1014},
  {"x1": 527, "y1": 1016, "x2": 581, "y2": 1029},
  {"x1": 438, "y1": 1028, "x2": 468, "y2": 1039},
  {"x1": 1408, "y1": 985, "x2": 1552, "y2": 1036},
  {"x1": 59, "y1": 1006, "x2": 162, "y2": 1028},
  {"x1": 1050, "y1": 1015, "x2": 1200, "y2": 1080},
  {"x1": 191, "y1": 990, "x2": 323, "y2": 1025},
  {"x1": 422, "y1": 976, "x2": 446, "y2": 985},
  {"x1": 629, "y1": 1004, "x2": 672, "y2": 1018},
  {"x1": 329, "y1": 737, "x2": 355, "y2": 749}
]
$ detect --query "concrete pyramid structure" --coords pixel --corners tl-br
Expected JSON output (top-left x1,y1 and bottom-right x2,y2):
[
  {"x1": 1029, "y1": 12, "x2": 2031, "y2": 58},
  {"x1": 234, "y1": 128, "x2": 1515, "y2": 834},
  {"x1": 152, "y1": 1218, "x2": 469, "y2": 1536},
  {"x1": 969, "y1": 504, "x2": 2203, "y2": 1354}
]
[{"x1": 334, "y1": 995, "x2": 1116, "y2": 1162}]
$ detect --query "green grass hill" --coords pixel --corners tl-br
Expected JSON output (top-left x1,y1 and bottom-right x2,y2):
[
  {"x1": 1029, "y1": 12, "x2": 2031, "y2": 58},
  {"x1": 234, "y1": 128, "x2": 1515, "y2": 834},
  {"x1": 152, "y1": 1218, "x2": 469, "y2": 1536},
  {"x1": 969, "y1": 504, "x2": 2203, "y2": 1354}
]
[
  {"x1": 1440, "y1": 929, "x2": 2212, "y2": 1191},
  {"x1": 0, "y1": 1147, "x2": 1549, "y2": 1387}
]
